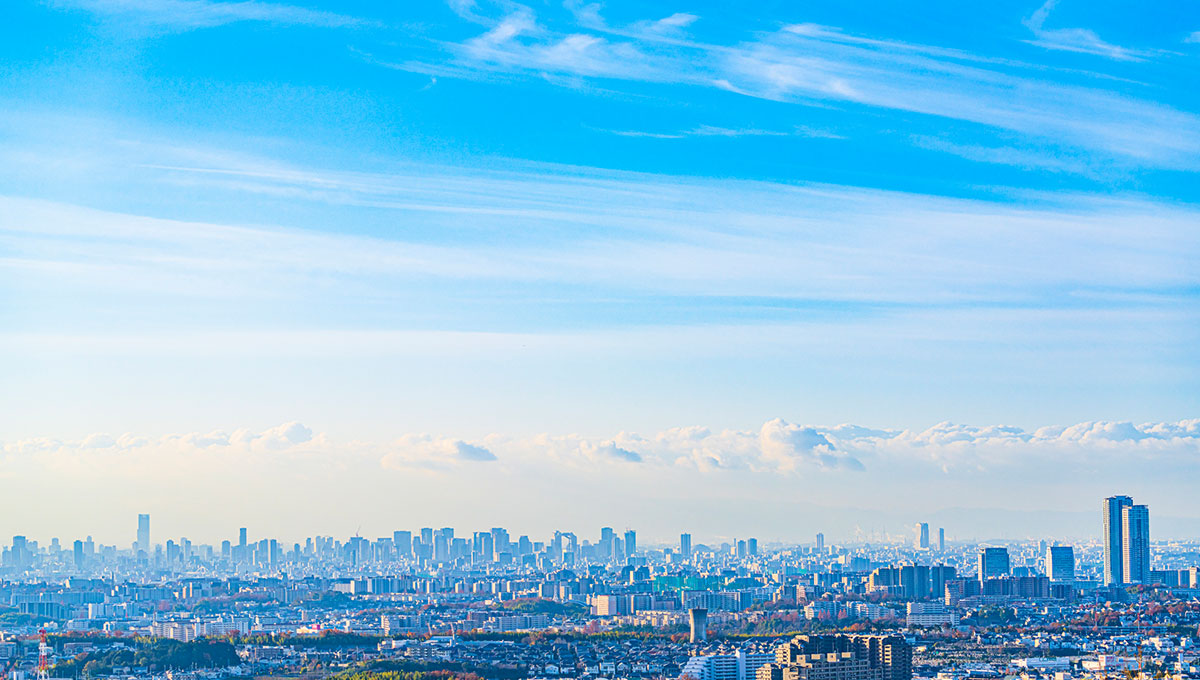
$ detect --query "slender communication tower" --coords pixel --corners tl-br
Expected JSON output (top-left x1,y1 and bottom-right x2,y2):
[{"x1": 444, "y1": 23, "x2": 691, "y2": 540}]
[{"x1": 37, "y1": 628, "x2": 49, "y2": 680}]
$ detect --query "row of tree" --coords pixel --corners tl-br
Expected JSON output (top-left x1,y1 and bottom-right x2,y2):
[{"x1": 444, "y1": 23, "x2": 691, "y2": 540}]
[{"x1": 52, "y1": 638, "x2": 239, "y2": 677}]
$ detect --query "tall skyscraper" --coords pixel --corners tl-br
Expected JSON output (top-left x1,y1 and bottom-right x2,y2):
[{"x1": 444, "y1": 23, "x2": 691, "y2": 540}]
[
  {"x1": 136, "y1": 514, "x2": 150, "y2": 555},
  {"x1": 490, "y1": 527, "x2": 509, "y2": 556},
  {"x1": 929, "y1": 564, "x2": 956, "y2": 599},
  {"x1": 978, "y1": 547, "x2": 1009, "y2": 581},
  {"x1": 1046, "y1": 545, "x2": 1075, "y2": 583},
  {"x1": 747, "y1": 537, "x2": 758, "y2": 556},
  {"x1": 623, "y1": 529, "x2": 637, "y2": 557},
  {"x1": 937, "y1": 528, "x2": 945, "y2": 552},
  {"x1": 11, "y1": 536, "x2": 28, "y2": 570},
  {"x1": 916, "y1": 523, "x2": 929, "y2": 550},
  {"x1": 680, "y1": 533, "x2": 692, "y2": 559},
  {"x1": 689, "y1": 608, "x2": 708, "y2": 643},
  {"x1": 1103, "y1": 495, "x2": 1133, "y2": 585},
  {"x1": 1122, "y1": 504, "x2": 1150, "y2": 584},
  {"x1": 472, "y1": 531, "x2": 493, "y2": 562},
  {"x1": 239, "y1": 527, "x2": 248, "y2": 547},
  {"x1": 393, "y1": 530, "x2": 412, "y2": 557},
  {"x1": 900, "y1": 564, "x2": 930, "y2": 599},
  {"x1": 600, "y1": 527, "x2": 615, "y2": 559},
  {"x1": 559, "y1": 531, "x2": 576, "y2": 564},
  {"x1": 815, "y1": 533, "x2": 824, "y2": 554}
]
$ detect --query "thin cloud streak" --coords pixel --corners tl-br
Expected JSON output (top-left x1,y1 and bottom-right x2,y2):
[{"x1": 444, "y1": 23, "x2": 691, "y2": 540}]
[
  {"x1": 1023, "y1": 0, "x2": 1158, "y2": 62},
  {"x1": 50, "y1": 0, "x2": 369, "y2": 31},
  {"x1": 399, "y1": 3, "x2": 1200, "y2": 169},
  {"x1": 727, "y1": 24, "x2": 1199, "y2": 166},
  {"x1": 602, "y1": 124, "x2": 842, "y2": 140},
  {"x1": 2, "y1": 135, "x2": 1199, "y2": 341}
]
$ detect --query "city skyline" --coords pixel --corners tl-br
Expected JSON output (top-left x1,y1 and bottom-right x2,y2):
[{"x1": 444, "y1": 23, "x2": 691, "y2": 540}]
[
  {"x1": 0, "y1": 494, "x2": 1181, "y2": 598},
  {"x1": 0, "y1": 492, "x2": 1172, "y2": 550},
  {"x1": 0, "y1": 498, "x2": 1128, "y2": 561}
]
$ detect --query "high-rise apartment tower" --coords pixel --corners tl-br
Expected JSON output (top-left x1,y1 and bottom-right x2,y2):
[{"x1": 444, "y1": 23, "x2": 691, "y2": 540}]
[
  {"x1": 1122, "y1": 504, "x2": 1150, "y2": 584},
  {"x1": 1103, "y1": 495, "x2": 1133, "y2": 585},
  {"x1": 136, "y1": 514, "x2": 150, "y2": 555}
]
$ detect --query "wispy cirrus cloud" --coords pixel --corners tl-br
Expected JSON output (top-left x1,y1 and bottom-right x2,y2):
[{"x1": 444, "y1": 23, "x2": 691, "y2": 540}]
[
  {"x1": 1022, "y1": 0, "x2": 1157, "y2": 62},
  {"x1": 910, "y1": 135, "x2": 1101, "y2": 176},
  {"x1": 603, "y1": 124, "x2": 842, "y2": 140},
  {"x1": 5, "y1": 132, "x2": 1200, "y2": 301},
  {"x1": 628, "y1": 12, "x2": 698, "y2": 37},
  {"x1": 456, "y1": 8, "x2": 682, "y2": 81},
  {"x1": 395, "y1": 3, "x2": 1200, "y2": 170},
  {"x1": 725, "y1": 23, "x2": 1199, "y2": 167},
  {"x1": 49, "y1": 0, "x2": 368, "y2": 31},
  {"x1": 1, "y1": 125, "x2": 1198, "y2": 349}
]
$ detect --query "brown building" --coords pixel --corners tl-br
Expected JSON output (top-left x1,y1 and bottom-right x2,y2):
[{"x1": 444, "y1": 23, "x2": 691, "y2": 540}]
[{"x1": 759, "y1": 635, "x2": 911, "y2": 680}]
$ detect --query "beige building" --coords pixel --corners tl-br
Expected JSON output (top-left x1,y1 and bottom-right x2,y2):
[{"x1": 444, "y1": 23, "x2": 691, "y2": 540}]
[{"x1": 756, "y1": 635, "x2": 911, "y2": 680}]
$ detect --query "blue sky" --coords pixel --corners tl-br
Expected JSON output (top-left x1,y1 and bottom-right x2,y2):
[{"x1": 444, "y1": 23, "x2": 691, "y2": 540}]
[{"x1": 1, "y1": 0, "x2": 1199, "y2": 541}]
